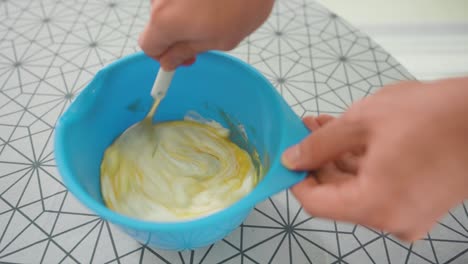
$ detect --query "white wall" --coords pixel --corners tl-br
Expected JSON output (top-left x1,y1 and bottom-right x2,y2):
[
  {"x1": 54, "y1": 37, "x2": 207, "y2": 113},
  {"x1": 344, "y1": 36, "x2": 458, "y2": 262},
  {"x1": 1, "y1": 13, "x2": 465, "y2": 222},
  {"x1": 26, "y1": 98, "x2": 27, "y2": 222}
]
[
  {"x1": 318, "y1": 0, "x2": 468, "y2": 24},
  {"x1": 317, "y1": 0, "x2": 468, "y2": 80}
]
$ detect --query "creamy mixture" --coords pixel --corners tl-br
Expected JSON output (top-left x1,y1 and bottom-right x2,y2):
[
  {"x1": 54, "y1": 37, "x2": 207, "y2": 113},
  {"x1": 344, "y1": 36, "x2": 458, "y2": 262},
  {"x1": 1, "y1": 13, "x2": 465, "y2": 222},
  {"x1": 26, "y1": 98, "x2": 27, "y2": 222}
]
[{"x1": 100, "y1": 118, "x2": 258, "y2": 221}]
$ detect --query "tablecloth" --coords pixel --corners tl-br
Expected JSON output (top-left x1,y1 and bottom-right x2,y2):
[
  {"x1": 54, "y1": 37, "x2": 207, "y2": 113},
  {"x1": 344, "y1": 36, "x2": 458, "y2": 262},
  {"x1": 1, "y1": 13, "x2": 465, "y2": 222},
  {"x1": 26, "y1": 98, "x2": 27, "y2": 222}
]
[{"x1": 1, "y1": 0, "x2": 467, "y2": 263}]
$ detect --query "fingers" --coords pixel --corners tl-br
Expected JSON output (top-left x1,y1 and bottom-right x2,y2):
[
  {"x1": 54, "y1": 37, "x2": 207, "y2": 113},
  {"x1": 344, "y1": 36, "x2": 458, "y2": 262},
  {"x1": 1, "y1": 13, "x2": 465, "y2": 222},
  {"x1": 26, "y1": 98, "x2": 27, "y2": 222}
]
[
  {"x1": 335, "y1": 152, "x2": 360, "y2": 174},
  {"x1": 139, "y1": 1, "x2": 190, "y2": 61},
  {"x1": 316, "y1": 114, "x2": 335, "y2": 126},
  {"x1": 302, "y1": 114, "x2": 361, "y2": 174},
  {"x1": 374, "y1": 80, "x2": 421, "y2": 96},
  {"x1": 393, "y1": 230, "x2": 427, "y2": 243},
  {"x1": 282, "y1": 116, "x2": 367, "y2": 171},
  {"x1": 182, "y1": 57, "x2": 196, "y2": 66},
  {"x1": 294, "y1": 174, "x2": 320, "y2": 189},
  {"x1": 315, "y1": 163, "x2": 354, "y2": 185},
  {"x1": 291, "y1": 176, "x2": 364, "y2": 222},
  {"x1": 158, "y1": 42, "x2": 198, "y2": 70},
  {"x1": 302, "y1": 116, "x2": 320, "y2": 131},
  {"x1": 138, "y1": 15, "x2": 174, "y2": 59},
  {"x1": 303, "y1": 115, "x2": 335, "y2": 131}
]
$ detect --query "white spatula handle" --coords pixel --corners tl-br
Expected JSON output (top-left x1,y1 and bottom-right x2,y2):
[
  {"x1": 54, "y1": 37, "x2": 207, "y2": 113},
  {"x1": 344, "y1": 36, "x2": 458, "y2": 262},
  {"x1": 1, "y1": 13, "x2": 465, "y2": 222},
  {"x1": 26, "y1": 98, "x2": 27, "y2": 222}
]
[{"x1": 151, "y1": 68, "x2": 175, "y2": 99}]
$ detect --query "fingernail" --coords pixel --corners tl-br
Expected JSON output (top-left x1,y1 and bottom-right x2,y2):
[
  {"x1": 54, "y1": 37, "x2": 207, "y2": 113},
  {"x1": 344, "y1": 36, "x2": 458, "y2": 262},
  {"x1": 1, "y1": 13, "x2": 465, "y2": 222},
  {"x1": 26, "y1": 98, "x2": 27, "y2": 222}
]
[
  {"x1": 302, "y1": 115, "x2": 315, "y2": 124},
  {"x1": 182, "y1": 57, "x2": 196, "y2": 66},
  {"x1": 282, "y1": 145, "x2": 300, "y2": 169},
  {"x1": 161, "y1": 63, "x2": 175, "y2": 71},
  {"x1": 171, "y1": 58, "x2": 183, "y2": 68}
]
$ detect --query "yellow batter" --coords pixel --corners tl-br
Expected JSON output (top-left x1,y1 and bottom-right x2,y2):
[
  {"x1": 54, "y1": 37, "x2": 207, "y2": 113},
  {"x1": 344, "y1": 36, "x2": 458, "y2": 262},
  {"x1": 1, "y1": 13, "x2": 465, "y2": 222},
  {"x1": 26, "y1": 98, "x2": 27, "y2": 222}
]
[{"x1": 100, "y1": 117, "x2": 258, "y2": 222}]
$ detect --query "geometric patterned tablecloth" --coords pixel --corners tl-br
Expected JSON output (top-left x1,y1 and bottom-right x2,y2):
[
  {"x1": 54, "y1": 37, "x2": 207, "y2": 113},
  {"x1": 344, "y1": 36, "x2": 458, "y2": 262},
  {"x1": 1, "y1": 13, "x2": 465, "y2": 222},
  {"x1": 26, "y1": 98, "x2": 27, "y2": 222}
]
[{"x1": 1, "y1": 0, "x2": 467, "y2": 263}]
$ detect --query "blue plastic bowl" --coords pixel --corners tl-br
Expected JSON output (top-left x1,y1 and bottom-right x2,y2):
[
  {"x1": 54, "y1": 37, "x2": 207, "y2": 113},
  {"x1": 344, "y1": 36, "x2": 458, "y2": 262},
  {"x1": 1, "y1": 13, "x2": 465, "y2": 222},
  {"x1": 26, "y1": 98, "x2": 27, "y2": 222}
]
[{"x1": 54, "y1": 51, "x2": 309, "y2": 250}]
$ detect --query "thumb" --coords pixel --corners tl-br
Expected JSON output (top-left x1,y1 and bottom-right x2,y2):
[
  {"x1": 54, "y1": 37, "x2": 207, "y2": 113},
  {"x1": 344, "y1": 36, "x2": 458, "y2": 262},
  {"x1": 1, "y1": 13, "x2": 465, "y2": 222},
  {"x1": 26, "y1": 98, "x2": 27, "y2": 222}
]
[{"x1": 282, "y1": 116, "x2": 367, "y2": 170}]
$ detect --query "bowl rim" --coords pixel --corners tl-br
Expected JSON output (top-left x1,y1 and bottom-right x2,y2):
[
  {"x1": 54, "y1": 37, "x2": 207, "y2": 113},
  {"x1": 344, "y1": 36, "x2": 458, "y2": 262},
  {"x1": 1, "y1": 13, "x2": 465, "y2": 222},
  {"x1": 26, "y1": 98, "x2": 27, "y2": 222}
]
[{"x1": 54, "y1": 50, "x2": 297, "y2": 232}]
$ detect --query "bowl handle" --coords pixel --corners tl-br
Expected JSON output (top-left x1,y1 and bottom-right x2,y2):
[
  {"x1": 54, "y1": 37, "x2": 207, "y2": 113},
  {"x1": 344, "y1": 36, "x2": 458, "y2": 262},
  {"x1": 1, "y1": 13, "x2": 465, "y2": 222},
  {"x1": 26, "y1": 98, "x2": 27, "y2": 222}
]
[{"x1": 244, "y1": 98, "x2": 310, "y2": 206}]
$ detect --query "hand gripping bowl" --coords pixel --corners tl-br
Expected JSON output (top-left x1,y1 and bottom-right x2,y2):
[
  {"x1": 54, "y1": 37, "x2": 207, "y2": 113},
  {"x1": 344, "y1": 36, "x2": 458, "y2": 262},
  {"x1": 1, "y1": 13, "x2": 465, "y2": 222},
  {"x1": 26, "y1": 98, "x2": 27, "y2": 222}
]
[{"x1": 54, "y1": 51, "x2": 310, "y2": 250}]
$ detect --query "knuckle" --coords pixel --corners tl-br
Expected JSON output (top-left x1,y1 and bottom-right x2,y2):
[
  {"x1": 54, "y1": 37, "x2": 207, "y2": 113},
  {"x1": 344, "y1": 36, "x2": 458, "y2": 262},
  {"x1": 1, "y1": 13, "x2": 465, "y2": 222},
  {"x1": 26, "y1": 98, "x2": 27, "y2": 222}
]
[
  {"x1": 341, "y1": 106, "x2": 369, "y2": 139},
  {"x1": 342, "y1": 106, "x2": 363, "y2": 126}
]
